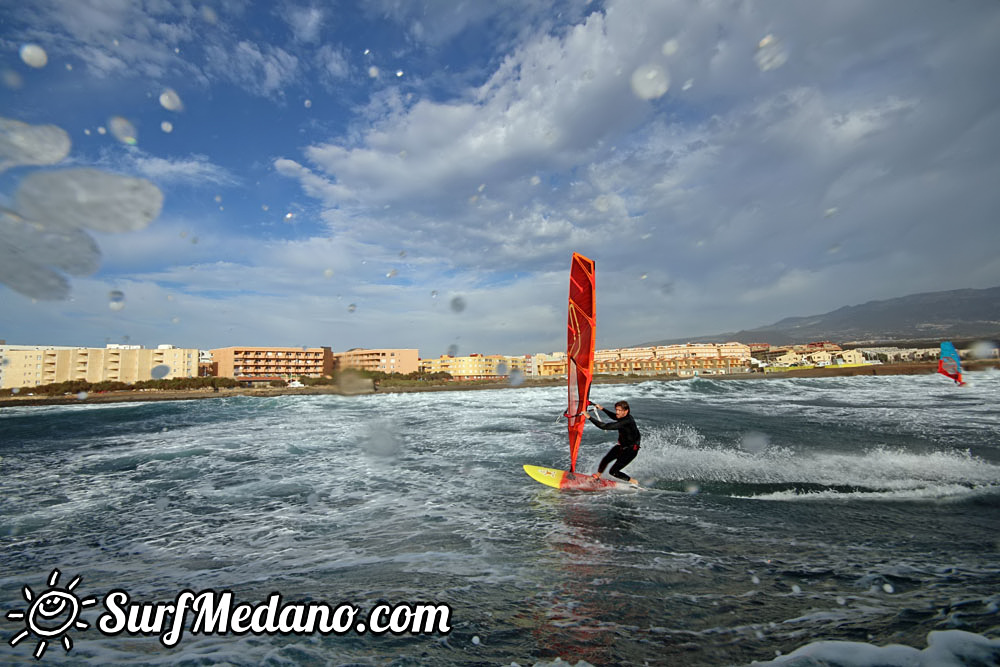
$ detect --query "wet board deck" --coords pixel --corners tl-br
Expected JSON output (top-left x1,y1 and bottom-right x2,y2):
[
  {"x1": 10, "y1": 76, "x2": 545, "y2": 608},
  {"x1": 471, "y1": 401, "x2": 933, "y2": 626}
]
[{"x1": 523, "y1": 464, "x2": 636, "y2": 492}]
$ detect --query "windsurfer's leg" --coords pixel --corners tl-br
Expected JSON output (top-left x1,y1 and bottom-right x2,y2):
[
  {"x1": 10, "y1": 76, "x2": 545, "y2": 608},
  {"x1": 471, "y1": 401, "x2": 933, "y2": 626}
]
[
  {"x1": 608, "y1": 447, "x2": 638, "y2": 482},
  {"x1": 595, "y1": 447, "x2": 618, "y2": 477}
]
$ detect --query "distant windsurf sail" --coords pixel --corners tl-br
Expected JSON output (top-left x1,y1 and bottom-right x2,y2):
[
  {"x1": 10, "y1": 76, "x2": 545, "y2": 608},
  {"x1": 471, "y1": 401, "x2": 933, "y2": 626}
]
[
  {"x1": 565, "y1": 253, "x2": 596, "y2": 472},
  {"x1": 938, "y1": 341, "x2": 965, "y2": 386}
]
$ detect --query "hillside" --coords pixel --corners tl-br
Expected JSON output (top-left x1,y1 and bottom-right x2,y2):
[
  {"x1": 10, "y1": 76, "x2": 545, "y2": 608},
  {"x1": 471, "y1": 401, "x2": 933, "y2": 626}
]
[{"x1": 640, "y1": 286, "x2": 1000, "y2": 347}]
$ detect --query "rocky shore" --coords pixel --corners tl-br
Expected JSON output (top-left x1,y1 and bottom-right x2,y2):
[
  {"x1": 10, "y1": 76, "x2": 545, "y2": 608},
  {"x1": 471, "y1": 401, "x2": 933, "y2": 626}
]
[{"x1": 2, "y1": 361, "x2": 995, "y2": 409}]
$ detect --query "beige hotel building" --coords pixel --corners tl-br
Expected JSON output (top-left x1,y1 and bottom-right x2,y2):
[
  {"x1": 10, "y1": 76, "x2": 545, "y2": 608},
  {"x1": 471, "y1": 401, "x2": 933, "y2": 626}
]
[
  {"x1": 1, "y1": 344, "x2": 200, "y2": 389},
  {"x1": 210, "y1": 346, "x2": 335, "y2": 381},
  {"x1": 333, "y1": 348, "x2": 420, "y2": 375}
]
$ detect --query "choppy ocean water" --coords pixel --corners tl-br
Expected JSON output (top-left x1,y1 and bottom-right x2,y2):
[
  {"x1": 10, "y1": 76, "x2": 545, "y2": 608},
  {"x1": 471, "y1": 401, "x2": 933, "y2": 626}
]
[{"x1": 2, "y1": 372, "x2": 999, "y2": 666}]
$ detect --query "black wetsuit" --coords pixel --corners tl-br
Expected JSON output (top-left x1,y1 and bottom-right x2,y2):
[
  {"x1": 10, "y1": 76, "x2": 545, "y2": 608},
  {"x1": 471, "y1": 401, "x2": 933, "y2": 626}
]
[{"x1": 588, "y1": 406, "x2": 641, "y2": 481}]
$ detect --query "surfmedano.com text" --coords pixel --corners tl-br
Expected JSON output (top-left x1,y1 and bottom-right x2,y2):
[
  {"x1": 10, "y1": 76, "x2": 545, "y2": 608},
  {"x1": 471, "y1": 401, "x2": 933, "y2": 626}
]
[{"x1": 98, "y1": 589, "x2": 452, "y2": 647}]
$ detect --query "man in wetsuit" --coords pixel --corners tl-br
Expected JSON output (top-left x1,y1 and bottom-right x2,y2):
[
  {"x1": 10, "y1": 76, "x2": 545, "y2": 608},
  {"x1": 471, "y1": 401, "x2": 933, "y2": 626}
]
[{"x1": 587, "y1": 400, "x2": 641, "y2": 485}]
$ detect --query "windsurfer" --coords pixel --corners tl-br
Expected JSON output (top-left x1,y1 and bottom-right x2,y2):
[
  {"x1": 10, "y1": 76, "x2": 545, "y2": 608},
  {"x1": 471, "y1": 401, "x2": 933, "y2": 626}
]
[{"x1": 588, "y1": 400, "x2": 641, "y2": 485}]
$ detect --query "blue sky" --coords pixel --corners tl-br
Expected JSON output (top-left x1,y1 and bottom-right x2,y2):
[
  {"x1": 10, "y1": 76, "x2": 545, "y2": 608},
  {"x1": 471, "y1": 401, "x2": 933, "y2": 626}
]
[{"x1": 2, "y1": 0, "x2": 999, "y2": 357}]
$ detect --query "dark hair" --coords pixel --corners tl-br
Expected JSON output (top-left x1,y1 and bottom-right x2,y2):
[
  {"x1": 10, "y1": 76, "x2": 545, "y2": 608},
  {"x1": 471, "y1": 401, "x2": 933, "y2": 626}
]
[{"x1": 615, "y1": 400, "x2": 630, "y2": 412}]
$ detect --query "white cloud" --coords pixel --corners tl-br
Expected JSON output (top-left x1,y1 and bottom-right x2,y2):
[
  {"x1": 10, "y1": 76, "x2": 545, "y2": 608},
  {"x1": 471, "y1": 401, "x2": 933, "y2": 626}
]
[{"x1": 119, "y1": 151, "x2": 240, "y2": 187}]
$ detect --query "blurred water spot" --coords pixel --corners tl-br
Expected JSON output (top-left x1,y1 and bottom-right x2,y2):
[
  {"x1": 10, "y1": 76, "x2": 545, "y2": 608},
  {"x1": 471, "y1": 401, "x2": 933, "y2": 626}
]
[
  {"x1": 662, "y1": 39, "x2": 679, "y2": 56},
  {"x1": 0, "y1": 118, "x2": 71, "y2": 170},
  {"x1": 76, "y1": 391, "x2": 88, "y2": 400},
  {"x1": 824, "y1": 207, "x2": 838, "y2": 218},
  {"x1": 446, "y1": 344, "x2": 459, "y2": 357},
  {"x1": 685, "y1": 484, "x2": 700, "y2": 494},
  {"x1": 159, "y1": 89, "x2": 183, "y2": 111},
  {"x1": 882, "y1": 583, "x2": 894, "y2": 594},
  {"x1": 284, "y1": 212, "x2": 294, "y2": 221},
  {"x1": 304, "y1": 99, "x2": 312, "y2": 108},
  {"x1": 509, "y1": 369, "x2": 525, "y2": 387},
  {"x1": 431, "y1": 290, "x2": 439, "y2": 299},
  {"x1": 16, "y1": 168, "x2": 163, "y2": 232},
  {"x1": 323, "y1": 268, "x2": 334, "y2": 278},
  {"x1": 471, "y1": 636, "x2": 481, "y2": 645},
  {"x1": 361, "y1": 421, "x2": 401, "y2": 457},
  {"x1": 530, "y1": 175, "x2": 541, "y2": 186},
  {"x1": 19, "y1": 44, "x2": 48, "y2": 68},
  {"x1": 347, "y1": 303, "x2": 357, "y2": 313},
  {"x1": 751, "y1": 575, "x2": 761, "y2": 585},
  {"x1": 682, "y1": 79, "x2": 694, "y2": 91},
  {"x1": 151, "y1": 364, "x2": 170, "y2": 380},
  {"x1": 368, "y1": 66, "x2": 379, "y2": 78},
  {"x1": 395, "y1": 70, "x2": 403, "y2": 77},
  {"x1": 0, "y1": 208, "x2": 101, "y2": 299},
  {"x1": 2, "y1": 69, "x2": 23, "y2": 89},
  {"x1": 791, "y1": 584, "x2": 802, "y2": 594},
  {"x1": 108, "y1": 290, "x2": 125, "y2": 311},
  {"x1": 740, "y1": 431, "x2": 770, "y2": 453},
  {"x1": 450, "y1": 296, "x2": 466, "y2": 313},
  {"x1": 161, "y1": 121, "x2": 173, "y2": 133},
  {"x1": 386, "y1": 269, "x2": 398, "y2": 278},
  {"x1": 497, "y1": 362, "x2": 509, "y2": 376},
  {"x1": 155, "y1": 496, "x2": 169, "y2": 511},
  {"x1": 630, "y1": 64, "x2": 670, "y2": 100},
  {"x1": 969, "y1": 341, "x2": 998, "y2": 359},
  {"x1": 200, "y1": 6, "x2": 218, "y2": 23},
  {"x1": 755, "y1": 34, "x2": 788, "y2": 71},
  {"x1": 109, "y1": 116, "x2": 138, "y2": 145},
  {"x1": 97, "y1": 127, "x2": 107, "y2": 135}
]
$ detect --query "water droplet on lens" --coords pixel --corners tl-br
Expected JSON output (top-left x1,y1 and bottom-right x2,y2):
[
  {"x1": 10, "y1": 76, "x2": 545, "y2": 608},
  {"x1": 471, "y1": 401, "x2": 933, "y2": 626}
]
[
  {"x1": 386, "y1": 269, "x2": 397, "y2": 278},
  {"x1": 347, "y1": 303, "x2": 357, "y2": 313},
  {"x1": 755, "y1": 34, "x2": 788, "y2": 71},
  {"x1": 791, "y1": 584, "x2": 801, "y2": 594},
  {"x1": 109, "y1": 116, "x2": 138, "y2": 145},
  {"x1": 19, "y1": 44, "x2": 48, "y2": 68},
  {"x1": 471, "y1": 636, "x2": 480, "y2": 645},
  {"x1": 740, "y1": 431, "x2": 770, "y2": 453},
  {"x1": 509, "y1": 369, "x2": 524, "y2": 387},
  {"x1": 431, "y1": 290, "x2": 438, "y2": 299},
  {"x1": 159, "y1": 88, "x2": 183, "y2": 111},
  {"x1": 304, "y1": 99, "x2": 312, "y2": 108},
  {"x1": 76, "y1": 391, "x2": 88, "y2": 400},
  {"x1": 662, "y1": 39, "x2": 679, "y2": 56},
  {"x1": 450, "y1": 296, "x2": 466, "y2": 313},
  {"x1": 323, "y1": 268, "x2": 334, "y2": 278},
  {"x1": 630, "y1": 64, "x2": 670, "y2": 100},
  {"x1": 446, "y1": 344, "x2": 459, "y2": 357},
  {"x1": 108, "y1": 290, "x2": 125, "y2": 311},
  {"x1": 882, "y1": 583, "x2": 894, "y2": 594},
  {"x1": 161, "y1": 121, "x2": 173, "y2": 133},
  {"x1": 151, "y1": 364, "x2": 170, "y2": 379},
  {"x1": 368, "y1": 66, "x2": 379, "y2": 78}
]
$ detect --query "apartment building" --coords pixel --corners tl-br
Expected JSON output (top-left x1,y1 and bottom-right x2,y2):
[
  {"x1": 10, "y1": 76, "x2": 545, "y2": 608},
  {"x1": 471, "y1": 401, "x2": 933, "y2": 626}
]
[
  {"x1": 420, "y1": 353, "x2": 528, "y2": 380},
  {"x1": 539, "y1": 343, "x2": 753, "y2": 377},
  {"x1": 1, "y1": 344, "x2": 199, "y2": 388},
  {"x1": 211, "y1": 346, "x2": 334, "y2": 380},
  {"x1": 333, "y1": 348, "x2": 420, "y2": 375}
]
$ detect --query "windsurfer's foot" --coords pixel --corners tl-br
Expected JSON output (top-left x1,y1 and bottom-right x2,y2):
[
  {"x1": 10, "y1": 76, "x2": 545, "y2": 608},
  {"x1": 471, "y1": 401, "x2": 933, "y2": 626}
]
[
  {"x1": 629, "y1": 478, "x2": 639, "y2": 486},
  {"x1": 592, "y1": 473, "x2": 601, "y2": 479}
]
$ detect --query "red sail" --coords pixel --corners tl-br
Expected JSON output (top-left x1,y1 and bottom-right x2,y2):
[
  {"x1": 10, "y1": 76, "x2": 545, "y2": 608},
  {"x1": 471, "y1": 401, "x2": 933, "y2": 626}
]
[{"x1": 566, "y1": 253, "x2": 596, "y2": 472}]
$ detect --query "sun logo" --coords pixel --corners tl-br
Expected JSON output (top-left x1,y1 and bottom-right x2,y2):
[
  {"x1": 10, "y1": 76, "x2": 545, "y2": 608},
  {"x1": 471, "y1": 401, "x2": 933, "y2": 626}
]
[{"x1": 5, "y1": 568, "x2": 98, "y2": 659}]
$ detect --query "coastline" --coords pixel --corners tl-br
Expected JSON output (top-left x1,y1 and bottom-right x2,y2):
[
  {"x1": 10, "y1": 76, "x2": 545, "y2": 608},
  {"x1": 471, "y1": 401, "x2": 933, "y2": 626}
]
[{"x1": 2, "y1": 361, "x2": 995, "y2": 409}]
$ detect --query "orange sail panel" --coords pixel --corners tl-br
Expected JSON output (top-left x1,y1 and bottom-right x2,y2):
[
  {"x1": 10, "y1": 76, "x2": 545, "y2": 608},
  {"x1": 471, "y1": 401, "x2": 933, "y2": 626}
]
[{"x1": 565, "y1": 253, "x2": 596, "y2": 473}]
